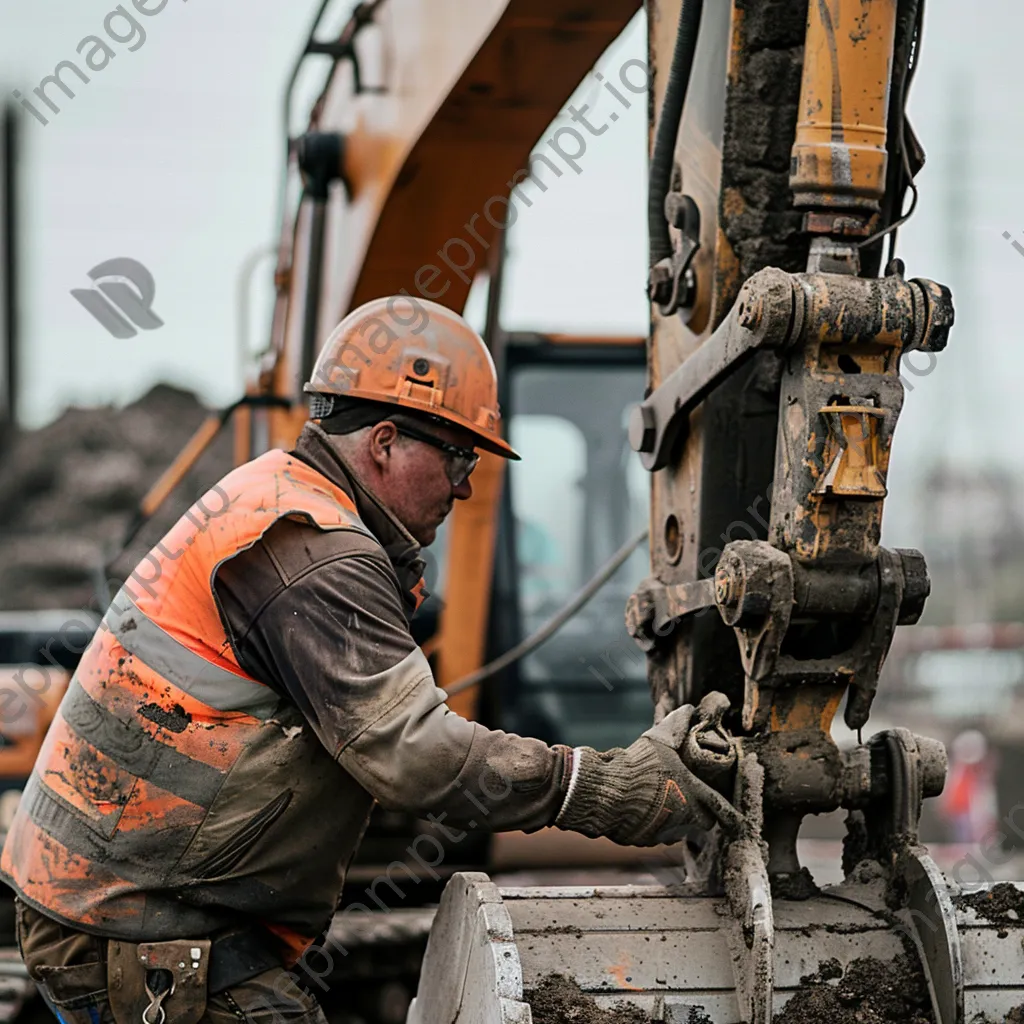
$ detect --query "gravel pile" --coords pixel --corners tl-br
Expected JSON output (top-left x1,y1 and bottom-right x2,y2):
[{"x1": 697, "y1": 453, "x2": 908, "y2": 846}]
[{"x1": 0, "y1": 385, "x2": 234, "y2": 612}]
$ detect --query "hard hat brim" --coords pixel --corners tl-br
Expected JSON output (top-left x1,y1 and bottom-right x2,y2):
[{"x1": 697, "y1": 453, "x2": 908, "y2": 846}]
[
  {"x1": 401, "y1": 399, "x2": 522, "y2": 461},
  {"x1": 468, "y1": 430, "x2": 521, "y2": 461},
  {"x1": 307, "y1": 388, "x2": 521, "y2": 460}
]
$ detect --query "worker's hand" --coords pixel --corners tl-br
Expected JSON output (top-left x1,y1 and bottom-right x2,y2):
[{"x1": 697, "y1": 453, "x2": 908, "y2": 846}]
[{"x1": 554, "y1": 701, "x2": 745, "y2": 847}]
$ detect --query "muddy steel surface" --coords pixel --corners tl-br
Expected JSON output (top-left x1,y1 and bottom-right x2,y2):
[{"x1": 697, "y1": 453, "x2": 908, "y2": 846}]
[
  {"x1": 957, "y1": 882, "x2": 1024, "y2": 926},
  {"x1": 528, "y1": 974, "x2": 653, "y2": 1024},
  {"x1": 721, "y1": 0, "x2": 811, "y2": 286},
  {"x1": 772, "y1": 955, "x2": 934, "y2": 1024}
]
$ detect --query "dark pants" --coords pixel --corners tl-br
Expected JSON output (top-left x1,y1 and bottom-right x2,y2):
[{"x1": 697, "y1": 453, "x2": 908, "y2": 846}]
[{"x1": 15, "y1": 902, "x2": 326, "y2": 1024}]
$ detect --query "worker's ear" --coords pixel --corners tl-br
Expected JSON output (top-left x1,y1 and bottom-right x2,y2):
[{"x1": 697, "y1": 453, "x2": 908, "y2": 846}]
[{"x1": 367, "y1": 420, "x2": 399, "y2": 469}]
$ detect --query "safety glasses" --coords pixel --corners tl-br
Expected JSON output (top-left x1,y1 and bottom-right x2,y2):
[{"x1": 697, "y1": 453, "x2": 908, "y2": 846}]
[{"x1": 394, "y1": 423, "x2": 479, "y2": 486}]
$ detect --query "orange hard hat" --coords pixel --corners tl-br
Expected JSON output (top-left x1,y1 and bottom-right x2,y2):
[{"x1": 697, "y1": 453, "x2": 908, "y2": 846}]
[{"x1": 305, "y1": 296, "x2": 519, "y2": 459}]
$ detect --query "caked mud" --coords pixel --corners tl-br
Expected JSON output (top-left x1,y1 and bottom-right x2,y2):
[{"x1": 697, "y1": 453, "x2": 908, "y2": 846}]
[
  {"x1": 527, "y1": 974, "x2": 652, "y2": 1024},
  {"x1": 957, "y1": 882, "x2": 1024, "y2": 925},
  {"x1": 772, "y1": 955, "x2": 933, "y2": 1024}
]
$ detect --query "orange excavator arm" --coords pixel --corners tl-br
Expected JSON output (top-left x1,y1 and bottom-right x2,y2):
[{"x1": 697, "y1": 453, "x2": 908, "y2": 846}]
[{"x1": 252, "y1": 0, "x2": 639, "y2": 451}]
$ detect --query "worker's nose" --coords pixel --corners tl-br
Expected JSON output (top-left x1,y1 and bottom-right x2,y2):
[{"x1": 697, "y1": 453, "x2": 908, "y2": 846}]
[{"x1": 453, "y1": 477, "x2": 473, "y2": 501}]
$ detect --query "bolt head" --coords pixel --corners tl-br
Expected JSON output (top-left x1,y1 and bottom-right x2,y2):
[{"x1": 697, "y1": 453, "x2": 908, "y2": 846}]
[
  {"x1": 628, "y1": 404, "x2": 657, "y2": 453},
  {"x1": 715, "y1": 564, "x2": 736, "y2": 607},
  {"x1": 737, "y1": 292, "x2": 762, "y2": 331},
  {"x1": 648, "y1": 261, "x2": 673, "y2": 306}
]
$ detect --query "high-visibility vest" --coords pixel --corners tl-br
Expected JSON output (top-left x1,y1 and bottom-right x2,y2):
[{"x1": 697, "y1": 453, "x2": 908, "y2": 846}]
[{"x1": 1, "y1": 450, "x2": 396, "y2": 963}]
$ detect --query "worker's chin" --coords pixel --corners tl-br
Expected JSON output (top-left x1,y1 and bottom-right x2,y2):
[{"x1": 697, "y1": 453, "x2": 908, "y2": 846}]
[
  {"x1": 412, "y1": 507, "x2": 451, "y2": 547},
  {"x1": 415, "y1": 523, "x2": 438, "y2": 546}
]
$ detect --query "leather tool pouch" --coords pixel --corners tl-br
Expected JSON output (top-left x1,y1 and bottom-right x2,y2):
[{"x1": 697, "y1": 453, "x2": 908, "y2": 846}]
[{"x1": 107, "y1": 939, "x2": 211, "y2": 1024}]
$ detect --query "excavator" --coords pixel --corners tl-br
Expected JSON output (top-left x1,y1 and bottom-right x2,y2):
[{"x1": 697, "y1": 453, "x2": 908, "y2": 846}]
[
  {"x1": 19, "y1": 0, "x2": 1024, "y2": 1021},
  {"x1": 234, "y1": 0, "x2": 1024, "y2": 1018}
]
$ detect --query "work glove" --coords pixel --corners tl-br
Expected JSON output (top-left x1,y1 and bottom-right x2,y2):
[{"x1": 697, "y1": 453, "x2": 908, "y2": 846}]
[{"x1": 554, "y1": 697, "x2": 744, "y2": 847}]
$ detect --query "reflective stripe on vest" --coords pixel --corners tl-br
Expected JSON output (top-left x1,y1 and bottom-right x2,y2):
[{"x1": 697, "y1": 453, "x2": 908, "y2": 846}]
[
  {"x1": 0, "y1": 450, "x2": 375, "y2": 938},
  {"x1": 105, "y1": 594, "x2": 279, "y2": 719}
]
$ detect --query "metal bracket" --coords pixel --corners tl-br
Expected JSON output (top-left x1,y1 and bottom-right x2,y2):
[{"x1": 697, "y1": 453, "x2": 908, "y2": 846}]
[
  {"x1": 628, "y1": 541, "x2": 926, "y2": 732},
  {"x1": 630, "y1": 267, "x2": 800, "y2": 471},
  {"x1": 649, "y1": 192, "x2": 702, "y2": 317},
  {"x1": 303, "y1": 1, "x2": 389, "y2": 96},
  {"x1": 630, "y1": 266, "x2": 952, "y2": 474},
  {"x1": 625, "y1": 577, "x2": 716, "y2": 651},
  {"x1": 860, "y1": 730, "x2": 960, "y2": 1024},
  {"x1": 722, "y1": 752, "x2": 774, "y2": 1024},
  {"x1": 714, "y1": 543, "x2": 794, "y2": 731},
  {"x1": 814, "y1": 403, "x2": 888, "y2": 499}
]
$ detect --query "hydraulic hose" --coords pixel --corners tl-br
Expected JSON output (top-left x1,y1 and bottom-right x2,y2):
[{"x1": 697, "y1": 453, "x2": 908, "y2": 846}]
[
  {"x1": 648, "y1": 0, "x2": 704, "y2": 269},
  {"x1": 859, "y1": 0, "x2": 923, "y2": 258},
  {"x1": 445, "y1": 528, "x2": 649, "y2": 698}
]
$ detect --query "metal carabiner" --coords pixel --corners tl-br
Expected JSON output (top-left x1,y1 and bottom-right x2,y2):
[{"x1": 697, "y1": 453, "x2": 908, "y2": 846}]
[{"x1": 141, "y1": 972, "x2": 175, "y2": 1024}]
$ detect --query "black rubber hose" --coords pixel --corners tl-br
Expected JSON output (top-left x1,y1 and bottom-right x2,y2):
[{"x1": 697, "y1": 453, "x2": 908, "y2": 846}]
[
  {"x1": 648, "y1": 0, "x2": 704, "y2": 269},
  {"x1": 860, "y1": 0, "x2": 922, "y2": 267}
]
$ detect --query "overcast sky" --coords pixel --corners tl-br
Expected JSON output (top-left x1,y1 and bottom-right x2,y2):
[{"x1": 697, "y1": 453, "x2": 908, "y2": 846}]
[{"x1": 1, "y1": 0, "x2": 1023, "y2": 543}]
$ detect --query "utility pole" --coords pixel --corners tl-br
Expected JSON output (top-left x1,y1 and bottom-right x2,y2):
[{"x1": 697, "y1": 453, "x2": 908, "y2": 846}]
[{"x1": 1, "y1": 102, "x2": 18, "y2": 430}]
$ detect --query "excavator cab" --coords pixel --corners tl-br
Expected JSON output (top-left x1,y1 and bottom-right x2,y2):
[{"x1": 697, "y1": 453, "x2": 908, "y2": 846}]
[
  {"x1": 485, "y1": 334, "x2": 650, "y2": 751},
  {"x1": 417, "y1": 333, "x2": 650, "y2": 743}
]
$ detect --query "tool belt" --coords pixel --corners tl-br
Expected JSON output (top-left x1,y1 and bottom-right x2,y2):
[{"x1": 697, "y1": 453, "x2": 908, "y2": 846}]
[{"x1": 107, "y1": 929, "x2": 283, "y2": 1024}]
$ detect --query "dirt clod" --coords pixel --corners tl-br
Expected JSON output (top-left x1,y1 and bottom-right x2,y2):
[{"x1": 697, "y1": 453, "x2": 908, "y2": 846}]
[
  {"x1": 138, "y1": 701, "x2": 192, "y2": 733},
  {"x1": 957, "y1": 883, "x2": 1024, "y2": 925},
  {"x1": 684, "y1": 1009, "x2": 713, "y2": 1024},
  {"x1": 799, "y1": 958, "x2": 842, "y2": 987},
  {"x1": 773, "y1": 955, "x2": 933, "y2": 1024},
  {"x1": 771, "y1": 868, "x2": 820, "y2": 902},
  {"x1": 527, "y1": 974, "x2": 651, "y2": 1024},
  {"x1": 966, "y1": 1004, "x2": 1024, "y2": 1023}
]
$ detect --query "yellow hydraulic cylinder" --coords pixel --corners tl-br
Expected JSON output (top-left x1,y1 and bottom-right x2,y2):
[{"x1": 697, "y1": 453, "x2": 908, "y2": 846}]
[{"x1": 790, "y1": 0, "x2": 898, "y2": 218}]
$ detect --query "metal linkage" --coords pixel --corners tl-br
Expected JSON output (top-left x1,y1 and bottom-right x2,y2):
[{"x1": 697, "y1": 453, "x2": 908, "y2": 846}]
[
  {"x1": 628, "y1": 257, "x2": 953, "y2": 896},
  {"x1": 847, "y1": 729, "x2": 962, "y2": 1024},
  {"x1": 628, "y1": 541, "x2": 930, "y2": 728},
  {"x1": 629, "y1": 263, "x2": 952, "y2": 474}
]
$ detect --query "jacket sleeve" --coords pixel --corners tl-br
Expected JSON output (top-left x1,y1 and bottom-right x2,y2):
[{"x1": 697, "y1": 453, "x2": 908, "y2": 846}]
[{"x1": 217, "y1": 538, "x2": 571, "y2": 833}]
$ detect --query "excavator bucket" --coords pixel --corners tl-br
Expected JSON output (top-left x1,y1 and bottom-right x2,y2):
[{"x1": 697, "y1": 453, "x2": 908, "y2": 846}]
[{"x1": 409, "y1": 874, "x2": 1024, "y2": 1023}]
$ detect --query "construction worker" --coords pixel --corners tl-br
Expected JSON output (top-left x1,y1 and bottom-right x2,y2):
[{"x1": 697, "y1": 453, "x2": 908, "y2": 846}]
[{"x1": 1, "y1": 297, "x2": 732, "y2": 1024}]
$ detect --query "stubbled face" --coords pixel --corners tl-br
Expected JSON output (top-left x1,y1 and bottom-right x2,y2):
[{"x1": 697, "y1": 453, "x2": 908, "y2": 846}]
[{"x1": 364, "y1": 419, "x2": 477, "y2": 546}]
